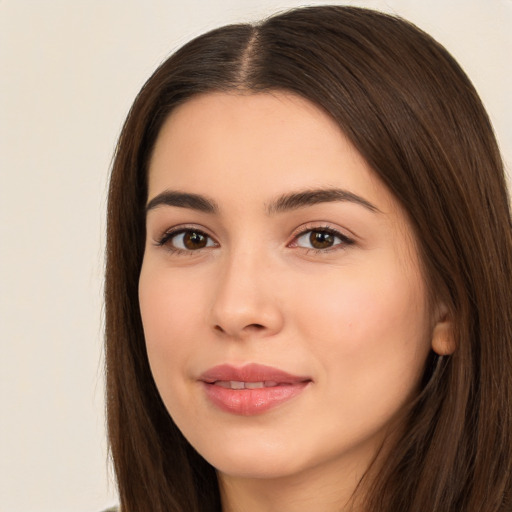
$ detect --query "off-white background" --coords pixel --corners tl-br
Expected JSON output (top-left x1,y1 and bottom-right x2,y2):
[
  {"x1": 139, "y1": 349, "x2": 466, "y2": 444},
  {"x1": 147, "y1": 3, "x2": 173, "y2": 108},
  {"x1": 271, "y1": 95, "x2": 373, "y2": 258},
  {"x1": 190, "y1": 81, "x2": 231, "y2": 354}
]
[{"x1": 1, "y1": 1, "x2": 510, "y2": 511}]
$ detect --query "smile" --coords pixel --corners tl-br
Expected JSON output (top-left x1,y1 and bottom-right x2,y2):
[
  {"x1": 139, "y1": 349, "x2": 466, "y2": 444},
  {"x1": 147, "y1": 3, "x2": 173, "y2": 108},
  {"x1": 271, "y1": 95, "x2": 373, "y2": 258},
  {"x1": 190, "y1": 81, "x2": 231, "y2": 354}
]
[
  {"x1": 213, "y1": 380, "x2": 282, "y2": 389},
  {"x1": 199, "y1": 363, "x2": 311, "y2": 415}
]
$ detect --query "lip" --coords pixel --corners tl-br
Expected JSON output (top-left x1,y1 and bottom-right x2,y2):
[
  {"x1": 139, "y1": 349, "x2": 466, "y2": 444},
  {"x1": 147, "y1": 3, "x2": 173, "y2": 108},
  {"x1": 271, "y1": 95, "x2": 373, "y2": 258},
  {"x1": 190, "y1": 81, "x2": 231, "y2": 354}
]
[{"x1": 199, "y1": 363, "x2": 311, "y2": 416}]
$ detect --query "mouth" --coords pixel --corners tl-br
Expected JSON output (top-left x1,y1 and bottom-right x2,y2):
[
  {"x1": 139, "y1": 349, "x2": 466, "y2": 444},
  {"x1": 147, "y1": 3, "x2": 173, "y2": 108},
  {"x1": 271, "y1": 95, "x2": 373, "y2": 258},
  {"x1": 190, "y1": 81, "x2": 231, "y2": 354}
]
[
  {"x1": 211, "y1": 380, "x2": 285, "y2": 389},
  {"x1": 199, "y1": 363, "x2": 312, "y2": 415}
]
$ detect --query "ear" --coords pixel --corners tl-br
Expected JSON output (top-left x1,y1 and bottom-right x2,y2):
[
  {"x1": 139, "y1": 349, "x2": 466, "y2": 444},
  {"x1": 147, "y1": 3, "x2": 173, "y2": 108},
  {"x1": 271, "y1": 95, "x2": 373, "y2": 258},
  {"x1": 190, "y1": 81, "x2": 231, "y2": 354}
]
[{"x1": 431, "y1": 304, "x2": 456, "y2": 356}]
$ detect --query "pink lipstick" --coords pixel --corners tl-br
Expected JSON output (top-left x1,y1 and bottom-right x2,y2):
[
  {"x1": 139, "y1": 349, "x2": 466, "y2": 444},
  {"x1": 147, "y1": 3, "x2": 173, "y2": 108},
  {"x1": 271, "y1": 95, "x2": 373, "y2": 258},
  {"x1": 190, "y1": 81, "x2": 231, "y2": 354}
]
[{"x1": 199, "y1": 363, "x2": 311, "y2": 415}]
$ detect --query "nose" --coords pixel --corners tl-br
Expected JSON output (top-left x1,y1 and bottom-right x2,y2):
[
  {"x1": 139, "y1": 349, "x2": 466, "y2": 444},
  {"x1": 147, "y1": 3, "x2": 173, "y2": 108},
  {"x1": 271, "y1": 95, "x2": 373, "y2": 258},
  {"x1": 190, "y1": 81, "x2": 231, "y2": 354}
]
[{"x1": 209, "y1": 248, "x2": 284, "y2": 340}]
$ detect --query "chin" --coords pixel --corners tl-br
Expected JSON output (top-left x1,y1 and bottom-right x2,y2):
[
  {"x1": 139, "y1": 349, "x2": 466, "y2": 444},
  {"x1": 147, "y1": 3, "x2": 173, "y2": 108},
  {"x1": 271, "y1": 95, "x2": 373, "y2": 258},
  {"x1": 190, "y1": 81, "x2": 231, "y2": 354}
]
[
  {"x1": 213, "y1": 455, "x2": 306, "y2": 480},
  {"x1": 195, "y1": 436, "x2": 308, "y2": 480}
]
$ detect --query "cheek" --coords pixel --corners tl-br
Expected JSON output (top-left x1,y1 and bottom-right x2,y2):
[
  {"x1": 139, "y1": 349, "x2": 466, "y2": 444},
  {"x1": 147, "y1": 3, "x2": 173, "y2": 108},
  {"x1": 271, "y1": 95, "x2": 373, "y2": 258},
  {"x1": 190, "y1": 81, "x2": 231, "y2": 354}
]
[
  {"x1": 293, "y1": 263, "x2": 431, "y2": 386},
  {"x1": 138, "y1": 268, "x2": 207, "y2": 381},
  {"x1": 138, "y1": 266, "x2": 218, "y2": 433}
]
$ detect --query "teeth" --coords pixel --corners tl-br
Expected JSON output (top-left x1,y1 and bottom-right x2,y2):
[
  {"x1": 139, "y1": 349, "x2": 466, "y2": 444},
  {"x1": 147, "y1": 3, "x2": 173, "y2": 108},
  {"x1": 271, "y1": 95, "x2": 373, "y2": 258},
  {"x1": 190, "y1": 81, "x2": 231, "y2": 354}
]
[
  {"x1": 245, "y1": 381, "x2": 264, "y2": 389},
  {"x1": 214, "y1": 381, "x2": 280, "y2": 389}
]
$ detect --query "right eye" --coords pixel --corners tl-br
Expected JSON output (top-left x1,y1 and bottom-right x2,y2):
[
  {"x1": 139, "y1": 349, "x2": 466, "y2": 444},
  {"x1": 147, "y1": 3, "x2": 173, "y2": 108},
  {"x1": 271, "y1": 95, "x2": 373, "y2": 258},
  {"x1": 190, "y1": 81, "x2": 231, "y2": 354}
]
[{"x1": 158, "y1": 229, "x2": 217, "y2": 252}]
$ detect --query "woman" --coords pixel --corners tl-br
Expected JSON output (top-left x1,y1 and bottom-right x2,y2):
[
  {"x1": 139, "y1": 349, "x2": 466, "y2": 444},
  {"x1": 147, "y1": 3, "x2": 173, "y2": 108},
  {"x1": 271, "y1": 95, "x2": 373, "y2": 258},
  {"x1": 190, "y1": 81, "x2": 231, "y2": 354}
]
[{"x1": 105, "y1": 5, "x2": 512, "y2": 511}]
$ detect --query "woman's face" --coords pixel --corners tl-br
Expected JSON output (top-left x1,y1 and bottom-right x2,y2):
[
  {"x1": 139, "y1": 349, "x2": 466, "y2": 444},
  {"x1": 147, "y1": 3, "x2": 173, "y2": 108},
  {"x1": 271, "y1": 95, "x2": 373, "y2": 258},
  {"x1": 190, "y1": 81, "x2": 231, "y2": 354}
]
[{"x1": 139, "y1": 92, "x2": 440, "y2": 484}]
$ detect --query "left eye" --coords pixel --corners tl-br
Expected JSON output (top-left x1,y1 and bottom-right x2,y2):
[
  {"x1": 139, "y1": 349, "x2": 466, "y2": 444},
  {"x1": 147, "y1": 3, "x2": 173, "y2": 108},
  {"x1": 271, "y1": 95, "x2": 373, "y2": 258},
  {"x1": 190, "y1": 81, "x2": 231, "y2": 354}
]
[{"x1": 294, "y1": 229, "x2": 351, "y2": 250}]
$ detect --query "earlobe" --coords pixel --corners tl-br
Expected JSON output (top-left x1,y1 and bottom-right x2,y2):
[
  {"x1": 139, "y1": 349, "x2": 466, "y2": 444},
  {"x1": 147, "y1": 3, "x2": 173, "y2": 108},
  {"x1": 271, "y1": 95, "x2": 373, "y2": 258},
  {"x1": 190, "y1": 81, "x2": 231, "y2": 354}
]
[{"x1": 431, "y1": 309, "x2": 456, "y2": 355}]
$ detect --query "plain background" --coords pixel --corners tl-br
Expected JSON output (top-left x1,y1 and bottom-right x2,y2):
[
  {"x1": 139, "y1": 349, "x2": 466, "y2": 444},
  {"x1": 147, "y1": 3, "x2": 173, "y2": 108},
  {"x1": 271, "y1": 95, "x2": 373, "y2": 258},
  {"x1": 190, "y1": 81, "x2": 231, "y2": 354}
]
[{"x1": 1, "y1": 1, "x2": 510, "y2": 511}]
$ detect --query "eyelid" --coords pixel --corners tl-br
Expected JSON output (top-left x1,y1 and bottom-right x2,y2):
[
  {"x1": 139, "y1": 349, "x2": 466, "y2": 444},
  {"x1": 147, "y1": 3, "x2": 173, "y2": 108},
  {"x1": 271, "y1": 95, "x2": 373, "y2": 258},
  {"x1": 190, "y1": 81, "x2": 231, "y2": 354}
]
[
  {"x1": 154, "y1": 224, "x2": 218, "y2": 251},
  {"x1": 288, "y1": 223, "x2": 355, "y2": 251},
  {"x1": 152, "y1": 222, "x2": 355, "y2": 254}
]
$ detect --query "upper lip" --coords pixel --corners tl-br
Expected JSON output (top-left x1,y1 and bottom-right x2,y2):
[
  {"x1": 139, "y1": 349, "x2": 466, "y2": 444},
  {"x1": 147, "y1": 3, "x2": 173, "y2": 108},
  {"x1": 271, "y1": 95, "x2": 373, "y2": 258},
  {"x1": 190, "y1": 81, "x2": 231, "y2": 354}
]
[{"x1": 199, "y1": 363, "x2": 311, "y2": 384}]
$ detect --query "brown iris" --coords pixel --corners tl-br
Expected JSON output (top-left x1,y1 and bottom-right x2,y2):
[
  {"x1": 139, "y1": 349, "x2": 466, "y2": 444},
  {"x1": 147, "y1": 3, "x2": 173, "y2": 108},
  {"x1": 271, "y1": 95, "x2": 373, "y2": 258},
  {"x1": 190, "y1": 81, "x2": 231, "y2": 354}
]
[
  {"x1": 183, "y1": 231, "x2": 208, "y2": 250},
  {"x1": 309, "y1": 230, "x2": 335, "y2": 249}
]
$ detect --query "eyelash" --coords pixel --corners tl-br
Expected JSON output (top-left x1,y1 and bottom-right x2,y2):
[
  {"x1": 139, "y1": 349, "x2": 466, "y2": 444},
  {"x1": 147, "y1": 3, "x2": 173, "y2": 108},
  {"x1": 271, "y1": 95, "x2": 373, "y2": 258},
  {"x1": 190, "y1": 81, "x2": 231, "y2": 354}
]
[
  {"x1": 155, "y1": 224, "x2": 354, "y2": 255},
  {"x1": 289, "y1": 224, "x2": 355, "y2": 253},
  {"x1": 155, "y1": 225, "x2": 218, "y2": 255}
]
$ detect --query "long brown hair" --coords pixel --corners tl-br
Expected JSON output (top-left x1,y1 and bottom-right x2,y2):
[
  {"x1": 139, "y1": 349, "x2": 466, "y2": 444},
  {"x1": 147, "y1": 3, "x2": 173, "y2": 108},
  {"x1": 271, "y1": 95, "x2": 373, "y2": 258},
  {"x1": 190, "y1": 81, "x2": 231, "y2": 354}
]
[{"x1": 105, "y1": 6, "x2": 512, "y2": 511}]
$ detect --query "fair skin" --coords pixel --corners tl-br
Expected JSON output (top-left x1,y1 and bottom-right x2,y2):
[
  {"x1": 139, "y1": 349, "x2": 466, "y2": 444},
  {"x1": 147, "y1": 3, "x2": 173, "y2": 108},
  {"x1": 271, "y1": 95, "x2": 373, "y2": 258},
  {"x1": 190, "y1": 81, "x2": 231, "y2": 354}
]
[{"x1": 139, "y1": 91, "x2": 450, "y2": 512}]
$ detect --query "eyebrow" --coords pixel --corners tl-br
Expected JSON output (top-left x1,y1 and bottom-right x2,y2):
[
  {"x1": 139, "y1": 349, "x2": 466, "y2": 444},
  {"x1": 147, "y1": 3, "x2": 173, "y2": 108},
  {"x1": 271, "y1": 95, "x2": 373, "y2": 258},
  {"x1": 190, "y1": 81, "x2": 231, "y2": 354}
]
[
  {"x1": 145, "y1": 187, "x2": 379, "y2": 215},
  {"x1": 146, "y1": 190, "x2": 219, "y2": 214},
  {"x1": 266, "y1": 188, "x2": 380, "y2": 214}
]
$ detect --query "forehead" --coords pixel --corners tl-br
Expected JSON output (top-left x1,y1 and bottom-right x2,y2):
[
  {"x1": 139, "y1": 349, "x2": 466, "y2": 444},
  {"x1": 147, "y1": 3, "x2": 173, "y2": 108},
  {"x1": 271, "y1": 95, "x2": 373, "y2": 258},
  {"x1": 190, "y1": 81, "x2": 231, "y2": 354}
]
[{"x1": 148, "y1": 91, "x2": 393, "y2": 214}]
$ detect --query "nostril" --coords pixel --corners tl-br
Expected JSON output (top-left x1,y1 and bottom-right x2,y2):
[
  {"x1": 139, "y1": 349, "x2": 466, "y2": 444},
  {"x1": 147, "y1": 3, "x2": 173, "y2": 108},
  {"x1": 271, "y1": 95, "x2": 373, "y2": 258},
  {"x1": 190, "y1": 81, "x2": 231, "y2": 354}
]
[
  {"x1": 246, "y1": 323, "x2": 265, "y2": 331},
  {"x1": 213, "y1": 323, "x2": 265, "y2": 335}
]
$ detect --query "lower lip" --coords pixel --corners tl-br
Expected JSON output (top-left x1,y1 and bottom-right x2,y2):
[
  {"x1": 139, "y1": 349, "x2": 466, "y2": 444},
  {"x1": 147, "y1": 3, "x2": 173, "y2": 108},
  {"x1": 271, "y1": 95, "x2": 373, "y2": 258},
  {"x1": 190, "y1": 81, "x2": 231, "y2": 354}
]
[{"x1": 202, "y1": 382, "x2": 309, "y2": 415}]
